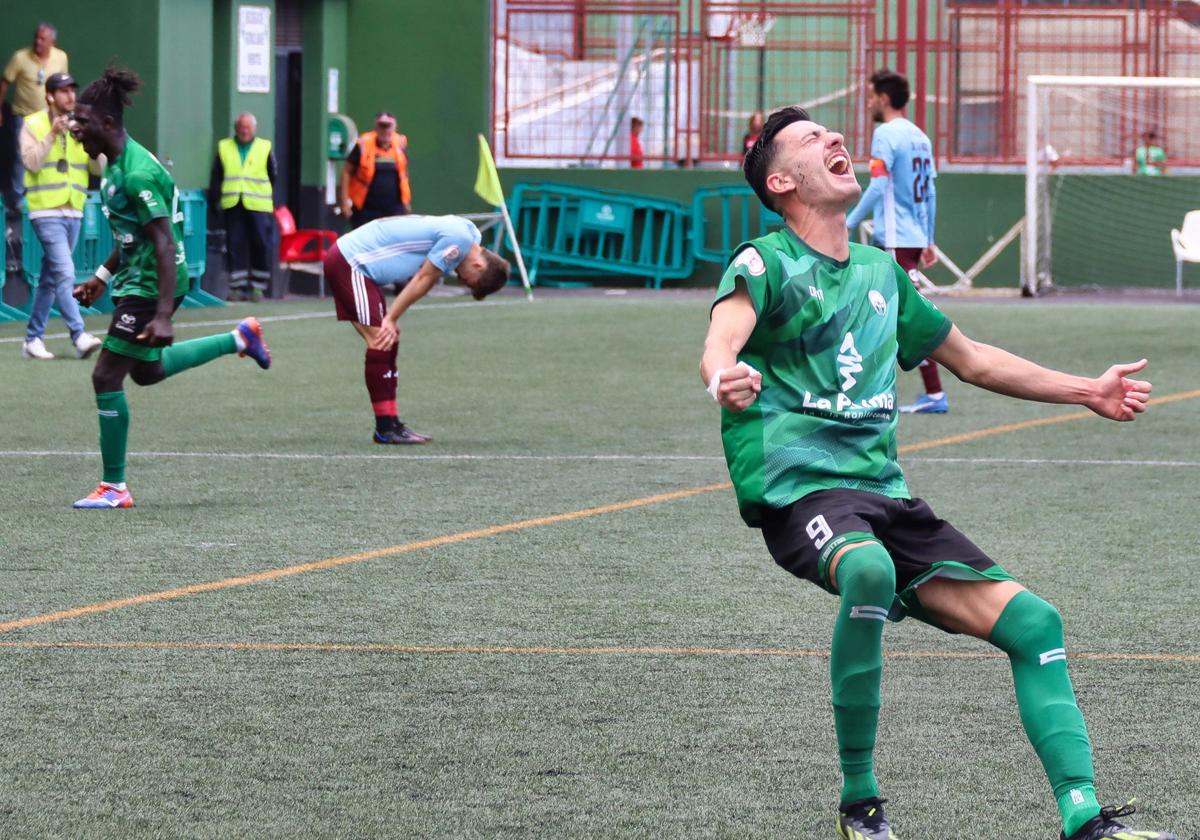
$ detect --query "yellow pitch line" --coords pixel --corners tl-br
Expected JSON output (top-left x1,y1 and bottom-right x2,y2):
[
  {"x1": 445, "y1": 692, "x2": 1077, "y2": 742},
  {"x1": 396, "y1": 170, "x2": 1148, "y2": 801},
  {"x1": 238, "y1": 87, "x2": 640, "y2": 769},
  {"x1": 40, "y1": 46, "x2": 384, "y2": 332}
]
[
  {"x1": 0, "y1": 482, "x2": 730, "y2": 633},
  {"x1": 0, "y1": 639, "x2": 1196, "y2": 663},
  {"x1": 2, "y1": 388, "x2": 1198, "y2": 635}
]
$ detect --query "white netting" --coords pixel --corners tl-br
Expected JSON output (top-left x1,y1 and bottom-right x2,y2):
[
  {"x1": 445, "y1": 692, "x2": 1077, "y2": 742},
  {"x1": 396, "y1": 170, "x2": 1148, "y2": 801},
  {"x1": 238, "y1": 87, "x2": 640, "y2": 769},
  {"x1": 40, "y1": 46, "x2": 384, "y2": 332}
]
[{"x1": 1026, "y1": 76, "x2": 1200, "y2": 293}]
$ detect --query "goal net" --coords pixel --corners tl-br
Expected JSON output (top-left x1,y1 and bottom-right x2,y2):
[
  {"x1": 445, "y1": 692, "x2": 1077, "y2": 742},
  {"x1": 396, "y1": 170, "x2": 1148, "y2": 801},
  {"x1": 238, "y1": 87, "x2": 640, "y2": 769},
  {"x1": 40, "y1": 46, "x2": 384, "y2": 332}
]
[{"x1": 1024, "y1": 75, "x2": 1200, "y2": 295}]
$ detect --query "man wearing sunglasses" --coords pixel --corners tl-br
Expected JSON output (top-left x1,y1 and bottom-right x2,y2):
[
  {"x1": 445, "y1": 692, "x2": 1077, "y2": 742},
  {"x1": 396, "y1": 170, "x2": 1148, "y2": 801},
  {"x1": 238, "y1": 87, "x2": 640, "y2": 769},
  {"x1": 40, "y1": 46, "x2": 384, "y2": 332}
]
[
  {"x1": 339, "y1": 111, "x2": 411, "y2": 229},
  {"x1": 18, "y1": 71, "x2": 101, "y2": 360}
]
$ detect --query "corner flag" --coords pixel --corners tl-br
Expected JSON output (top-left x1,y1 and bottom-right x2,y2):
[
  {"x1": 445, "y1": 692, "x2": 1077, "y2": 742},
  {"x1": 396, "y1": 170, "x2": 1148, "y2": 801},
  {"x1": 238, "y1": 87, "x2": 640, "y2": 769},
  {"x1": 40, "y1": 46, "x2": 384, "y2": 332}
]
[
  {"x1": 474, "y1": 134, "x2": 505, "y2": 208},
  {"x1": 475, "y1": 134, "x2": 533, "y2": 300}
]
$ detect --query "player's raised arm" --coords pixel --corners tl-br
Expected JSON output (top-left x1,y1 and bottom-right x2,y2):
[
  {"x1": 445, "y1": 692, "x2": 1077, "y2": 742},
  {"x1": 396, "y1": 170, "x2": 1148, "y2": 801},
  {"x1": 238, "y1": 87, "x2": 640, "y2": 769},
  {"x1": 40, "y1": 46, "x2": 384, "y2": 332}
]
[
  {"x1": 701, "y1": 282, "x2": 761, "y2": 412},
  {"x1": 929, "y1": 325, "x2": 1152, "y2": 421}
]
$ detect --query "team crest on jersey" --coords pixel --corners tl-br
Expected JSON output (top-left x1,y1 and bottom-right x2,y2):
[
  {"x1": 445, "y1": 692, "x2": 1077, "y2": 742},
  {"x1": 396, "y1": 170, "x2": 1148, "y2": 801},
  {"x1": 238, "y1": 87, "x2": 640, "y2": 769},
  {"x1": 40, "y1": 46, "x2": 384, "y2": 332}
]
[
  {"x1": 442, "y1": 245, "x2": 460, "y2": 263},
  {"x1": 732, "y1": 247, "x2": 765, "y2": 276},
  {"x1": 868, "y1": 289, "x2": 887, "y2": 316}
]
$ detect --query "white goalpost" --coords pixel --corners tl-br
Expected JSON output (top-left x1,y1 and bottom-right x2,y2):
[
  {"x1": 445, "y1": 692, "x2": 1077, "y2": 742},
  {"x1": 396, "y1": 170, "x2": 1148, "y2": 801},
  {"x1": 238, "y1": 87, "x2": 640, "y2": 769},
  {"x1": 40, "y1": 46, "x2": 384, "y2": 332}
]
[{"x1": 1024, "y1": 75, "x2": 1200, "y2": 296}]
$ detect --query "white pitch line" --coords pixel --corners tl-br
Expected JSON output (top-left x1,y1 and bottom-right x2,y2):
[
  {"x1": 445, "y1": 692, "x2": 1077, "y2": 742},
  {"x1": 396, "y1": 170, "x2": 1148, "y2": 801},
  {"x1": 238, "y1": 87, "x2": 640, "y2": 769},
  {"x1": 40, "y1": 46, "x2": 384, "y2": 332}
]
[
  {"x1": 0, "y1": 450, "x2": 725, "y2": 462},
  {"x1": 0, "y1": 451, "x2": 1197, "y2": 468},
  {"x1": 906, "y1": 456, "x2": 1200, "y2": 468},
  {"x1": 0, "y1": 298, "x2": 528, "y2": 345}
]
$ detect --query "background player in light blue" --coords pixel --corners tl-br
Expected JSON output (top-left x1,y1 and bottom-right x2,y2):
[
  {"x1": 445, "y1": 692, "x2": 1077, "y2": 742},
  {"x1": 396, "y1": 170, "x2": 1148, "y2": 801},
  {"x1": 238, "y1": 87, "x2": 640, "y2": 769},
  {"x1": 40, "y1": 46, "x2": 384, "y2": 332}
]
[
  {"x1": 847, "y1": 70, "x2": 948, "y2": 414},
  {"x1": 323, "y1": 214, "x2": 510, "y2": 443}
]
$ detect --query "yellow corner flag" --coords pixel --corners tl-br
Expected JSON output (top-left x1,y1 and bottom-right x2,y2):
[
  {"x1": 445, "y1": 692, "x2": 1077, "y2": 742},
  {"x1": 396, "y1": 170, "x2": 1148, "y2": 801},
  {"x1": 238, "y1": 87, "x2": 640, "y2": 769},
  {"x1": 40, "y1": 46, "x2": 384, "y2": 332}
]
[{"x1": 474, "y1": 134, "x2": 505, "y2": 207}]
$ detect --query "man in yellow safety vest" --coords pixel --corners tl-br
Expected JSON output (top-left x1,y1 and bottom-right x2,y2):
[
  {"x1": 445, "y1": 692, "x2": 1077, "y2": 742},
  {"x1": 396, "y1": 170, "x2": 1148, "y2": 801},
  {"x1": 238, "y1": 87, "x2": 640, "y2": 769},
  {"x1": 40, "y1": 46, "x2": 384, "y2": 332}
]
[
  {"x1": 19, "y1": 71, "x2": 101, "y2": 360},
  {"x1": 208, "y1": 112, "x2": 275, "y2": 300}
]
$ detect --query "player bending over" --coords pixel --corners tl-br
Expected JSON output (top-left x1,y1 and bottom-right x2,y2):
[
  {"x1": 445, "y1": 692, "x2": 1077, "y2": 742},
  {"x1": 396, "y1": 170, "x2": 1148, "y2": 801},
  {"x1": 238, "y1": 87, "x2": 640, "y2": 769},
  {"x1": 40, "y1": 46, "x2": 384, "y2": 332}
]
[
  {"x1": 701, "y1": 106, "x2": 1173, "y2": 840},
  {"x1": 323, "y1": 214, "x2": 509, "y2": 444},
  {"x1": 70, "y1": 68, "x2": 271, "y2": 510}
]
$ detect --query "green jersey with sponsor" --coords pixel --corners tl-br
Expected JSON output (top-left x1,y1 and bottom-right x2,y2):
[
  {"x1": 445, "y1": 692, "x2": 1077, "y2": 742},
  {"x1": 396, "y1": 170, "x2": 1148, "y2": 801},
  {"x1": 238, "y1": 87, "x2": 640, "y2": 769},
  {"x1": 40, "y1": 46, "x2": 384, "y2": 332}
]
[
  {"x1": 99, "y1": 136, "x2": 191, "y2": 299},
  {"x1": 713, "y1": 229, "x2": 951, "y2": 526}
]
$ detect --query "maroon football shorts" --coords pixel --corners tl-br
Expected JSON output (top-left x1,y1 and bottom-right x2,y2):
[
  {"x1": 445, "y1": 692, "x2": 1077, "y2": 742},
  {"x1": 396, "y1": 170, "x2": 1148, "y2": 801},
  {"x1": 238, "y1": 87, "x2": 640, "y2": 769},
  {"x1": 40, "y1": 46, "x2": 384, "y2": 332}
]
[
  {"x1": 324, "y1": 243, "x2": 386, "y2": 326},
  {"x1": 890, "y1": 247, "x2": 923, "y2": 272}
]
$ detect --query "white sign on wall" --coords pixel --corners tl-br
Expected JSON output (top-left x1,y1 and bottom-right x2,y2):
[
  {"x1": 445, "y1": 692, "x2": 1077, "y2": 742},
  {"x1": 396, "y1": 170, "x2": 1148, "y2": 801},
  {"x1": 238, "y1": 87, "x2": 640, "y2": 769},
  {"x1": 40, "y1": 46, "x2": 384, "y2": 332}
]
[
  {"x1": 327, "y1": 68, "x2": 339, "y2": 114},
  {"x1": 237, "y1": 5, "x2": 272, "y2": 93}
]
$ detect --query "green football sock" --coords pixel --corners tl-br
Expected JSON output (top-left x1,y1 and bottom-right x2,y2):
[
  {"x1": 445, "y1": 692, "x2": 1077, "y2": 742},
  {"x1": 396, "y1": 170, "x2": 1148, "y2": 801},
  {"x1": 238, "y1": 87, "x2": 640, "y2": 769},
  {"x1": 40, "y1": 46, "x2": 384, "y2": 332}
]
[
  {"x1": 160, "y1": 332, "x2": 238, "y2": 379},
  {"x1": 989, "y1": 590, "x2": 1100, "y2": 837},
  {"x1": 96, "y1": 390, "x2": 129, "y2": 485},
  {"x1": 831, "y1": 541, "x2": 895, "y2": 805}
]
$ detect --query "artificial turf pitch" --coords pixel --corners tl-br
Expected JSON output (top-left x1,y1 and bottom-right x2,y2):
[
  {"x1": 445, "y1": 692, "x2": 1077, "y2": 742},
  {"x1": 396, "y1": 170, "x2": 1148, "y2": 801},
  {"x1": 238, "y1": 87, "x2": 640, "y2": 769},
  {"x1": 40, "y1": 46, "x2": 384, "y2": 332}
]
[{"x1": 0, "y1": 290, "x2": 1196, "y2": 839}]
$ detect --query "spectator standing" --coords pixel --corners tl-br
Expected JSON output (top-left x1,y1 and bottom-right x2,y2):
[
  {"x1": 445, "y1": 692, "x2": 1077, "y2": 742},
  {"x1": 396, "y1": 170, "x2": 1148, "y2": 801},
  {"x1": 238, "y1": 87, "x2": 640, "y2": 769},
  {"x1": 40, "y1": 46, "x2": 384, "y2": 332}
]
[
  {"x1": 339, "y1": 112, "x2": 410, "y2": 229},
  {"x1": 19, "y1": 72, "x2": 100, "y2": 360},
  {"x1": 630, "y1": 117, "x2": 645, "y2": 169},
  {"x1": 1134, "y1": 129, "x2": 1167, "y2": 176},
  {"x1": 846, "y1": 69, "x2": 947, "y2": 415},
  {"x1": 742, "y1": 110, "x2": 764, "y2": 159},
  {"x1": 1, "y1": 23, "x2": 68, "y2": 220},
  {"x1": 209, "y1": 112, "x2": 276, "y2": 300}
]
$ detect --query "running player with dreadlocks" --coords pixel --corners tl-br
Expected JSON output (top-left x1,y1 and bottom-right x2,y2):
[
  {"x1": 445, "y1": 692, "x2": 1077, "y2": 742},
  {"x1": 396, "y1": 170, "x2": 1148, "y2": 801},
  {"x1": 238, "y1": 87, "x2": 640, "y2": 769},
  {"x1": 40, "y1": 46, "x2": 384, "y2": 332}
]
[
  {"x1": 702, "y1": 105, "x2": 1173, "y2": 840},
  {"x1": 69, "y1": 67, "x2": 272, "y2": 509}
]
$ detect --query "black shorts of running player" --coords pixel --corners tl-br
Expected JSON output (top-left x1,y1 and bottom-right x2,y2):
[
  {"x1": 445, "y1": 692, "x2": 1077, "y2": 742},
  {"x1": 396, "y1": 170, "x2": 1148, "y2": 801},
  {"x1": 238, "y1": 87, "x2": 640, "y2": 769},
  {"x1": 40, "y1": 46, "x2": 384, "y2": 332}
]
[
  {"x1": 760, "y1": 488, "x2": 1013, "y2": 628},
  {"x1": 102, "y1": 294, "x2": 186, "y2": 362}
]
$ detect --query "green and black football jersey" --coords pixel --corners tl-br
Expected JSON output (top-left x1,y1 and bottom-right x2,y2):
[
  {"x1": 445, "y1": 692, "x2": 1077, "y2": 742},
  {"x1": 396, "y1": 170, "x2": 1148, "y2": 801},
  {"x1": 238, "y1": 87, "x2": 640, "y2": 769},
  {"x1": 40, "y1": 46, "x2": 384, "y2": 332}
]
[
  {"x1": 99, "y1": 136, "x2": 191, "y2": 300},
  {"x1": 712, "y1": 228, "x2": 951, "y2": 526}
]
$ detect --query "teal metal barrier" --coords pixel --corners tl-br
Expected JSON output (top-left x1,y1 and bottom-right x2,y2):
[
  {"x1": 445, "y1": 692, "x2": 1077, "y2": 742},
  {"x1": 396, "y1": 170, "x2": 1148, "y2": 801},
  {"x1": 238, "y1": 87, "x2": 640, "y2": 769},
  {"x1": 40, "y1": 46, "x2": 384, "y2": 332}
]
[
  {"x1": 691, "y1": 185, "x2": 784, "y2": 266},
  {"x1": 177, "y1": 189, "x2": 224, "y2": 308},
  {"x1": 508, "y1": 182, "x2": 693, "y2": 288},
  {"x1": 18, "y1": 189, "x2": 223, "y2": 313},
  {"x1": 0, "y1": 242, "x2": 25, "y2": 321}
]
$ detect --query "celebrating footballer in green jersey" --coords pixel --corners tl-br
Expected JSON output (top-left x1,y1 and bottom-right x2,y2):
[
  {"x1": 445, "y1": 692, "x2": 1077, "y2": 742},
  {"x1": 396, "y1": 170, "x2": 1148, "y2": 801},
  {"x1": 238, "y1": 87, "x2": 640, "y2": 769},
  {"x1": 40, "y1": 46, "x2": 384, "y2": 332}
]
[
  {"x1": 701, "y1": 106, "x2": 1171, "y2": 840},
  {"x1": 70, "y1": 67, "x2": 273, "y2": 510}
]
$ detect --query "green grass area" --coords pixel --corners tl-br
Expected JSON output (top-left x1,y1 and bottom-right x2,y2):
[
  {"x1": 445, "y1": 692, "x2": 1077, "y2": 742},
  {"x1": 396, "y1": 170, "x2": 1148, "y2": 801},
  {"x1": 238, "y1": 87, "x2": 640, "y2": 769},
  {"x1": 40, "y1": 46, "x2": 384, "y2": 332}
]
[{"x1": 0, "y1": 292, "x2": 1196, "y2": 839}]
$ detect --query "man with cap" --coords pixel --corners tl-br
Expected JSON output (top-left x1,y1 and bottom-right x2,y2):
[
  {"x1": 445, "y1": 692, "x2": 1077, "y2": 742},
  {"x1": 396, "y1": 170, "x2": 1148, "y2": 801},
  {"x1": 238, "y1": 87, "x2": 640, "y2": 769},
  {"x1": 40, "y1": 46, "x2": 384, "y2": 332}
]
[
  {"x1": 339, "y1": 111, "x2": 411, "y2": 229},
  {"x1": 208, "y1": 112, "x2": 277, "y2": 300},
  {"x1": 18, "y1": 71, "x2": 101, "y2": 360}
]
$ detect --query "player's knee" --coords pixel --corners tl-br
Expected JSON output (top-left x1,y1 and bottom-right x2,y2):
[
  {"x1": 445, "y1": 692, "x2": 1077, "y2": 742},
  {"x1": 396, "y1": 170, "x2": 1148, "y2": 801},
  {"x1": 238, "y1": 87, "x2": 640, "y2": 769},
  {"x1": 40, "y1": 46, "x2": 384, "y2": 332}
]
[
  {"x1": 91, "y1": 363, "x2": 123, "y2": 394},
  {"x1": 835, "y1": 542, "x2": 896, "y2": 601},
  {"x1": 1013, "y1": 593, "x2": 1062, "y2": 638},
  {"x1": 129, "y1": 363, "x2": 166, "y2": 387},
  {"x1": 991, "y1": 591, "x2": 1064, "y2": 655}
]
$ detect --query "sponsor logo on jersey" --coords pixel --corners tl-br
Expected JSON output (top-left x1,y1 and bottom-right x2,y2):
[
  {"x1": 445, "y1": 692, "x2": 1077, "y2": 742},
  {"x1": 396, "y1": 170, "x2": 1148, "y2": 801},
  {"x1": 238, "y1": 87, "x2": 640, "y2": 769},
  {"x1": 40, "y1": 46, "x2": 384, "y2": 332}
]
[
  {"x1": 442, "y1": 245, "x2": 460, "y2": 263},
  {"x1": 803, "y1": 390, "x2": 895, "y2": 416},
  {"x1": 869, "y1": 289, "x2": 887, "y2": 316},
  {"x1": 837, "y1": 333, "x2": 863, "y2": 391},
  {"x1": 732, "y1": 247, "x2": 766, "y2": 277},
  {"x1": 139, "y1": 189, "x2": 158, "y2": 208}
]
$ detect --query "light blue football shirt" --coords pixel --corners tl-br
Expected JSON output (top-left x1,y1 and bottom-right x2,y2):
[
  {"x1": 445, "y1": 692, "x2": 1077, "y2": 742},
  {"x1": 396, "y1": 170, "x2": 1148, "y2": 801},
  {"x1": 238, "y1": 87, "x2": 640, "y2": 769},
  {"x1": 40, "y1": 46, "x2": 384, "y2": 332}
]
[
  {"x1": 846, "y1": 117, "x2": 937, "y2": 249},
  {"x1": 336, "y1": 215, "x2": 481, "y2": 285}
]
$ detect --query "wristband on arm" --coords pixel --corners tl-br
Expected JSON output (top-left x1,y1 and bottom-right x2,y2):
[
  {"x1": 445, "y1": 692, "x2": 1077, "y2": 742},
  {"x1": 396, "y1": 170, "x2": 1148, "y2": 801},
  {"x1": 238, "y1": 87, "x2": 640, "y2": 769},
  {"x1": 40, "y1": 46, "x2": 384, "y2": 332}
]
[{"x1": 95, "y1": 265, "x2": 113, "y2": 285}]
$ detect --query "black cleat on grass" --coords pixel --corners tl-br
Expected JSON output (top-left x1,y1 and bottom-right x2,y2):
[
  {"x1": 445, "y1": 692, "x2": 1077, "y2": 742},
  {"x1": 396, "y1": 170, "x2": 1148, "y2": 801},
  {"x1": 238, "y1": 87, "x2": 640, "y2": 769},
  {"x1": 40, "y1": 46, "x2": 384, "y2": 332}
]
[
  {"x1": 373, "y1": 422, "x2": 432, "y2": 445},
  {"x1": 1061, "y1": 802, "x2": 1177, "y2": 840},
  {"x1": 837, "y1": 797, "x2": 897, "y2": 840}
]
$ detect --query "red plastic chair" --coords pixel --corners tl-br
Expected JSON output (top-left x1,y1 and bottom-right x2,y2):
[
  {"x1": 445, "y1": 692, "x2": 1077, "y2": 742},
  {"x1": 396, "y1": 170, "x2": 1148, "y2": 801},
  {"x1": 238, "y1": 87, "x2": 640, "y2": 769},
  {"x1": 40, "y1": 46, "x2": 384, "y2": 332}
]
[
  {"x1": 274, "y1": 206, "x2": 338, "y2": 296},
  {"x1": 274, "y1": 206, "x2": 338, "y2": 263}
]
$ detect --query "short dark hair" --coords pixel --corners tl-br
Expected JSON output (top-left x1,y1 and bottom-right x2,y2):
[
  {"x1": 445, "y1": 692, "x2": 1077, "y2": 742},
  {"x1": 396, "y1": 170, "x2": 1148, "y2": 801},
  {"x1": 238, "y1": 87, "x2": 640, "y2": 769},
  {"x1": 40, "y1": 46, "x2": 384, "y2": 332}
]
[
  {"x1": 743, "y1": 105, "x2": 811, "y2": 211},
  {"x1": 870, "y1": 69, "x2": 910, "y2": 110},
  {"x1": 473, "y1": 250, "x2": 510, "y2": 300}
]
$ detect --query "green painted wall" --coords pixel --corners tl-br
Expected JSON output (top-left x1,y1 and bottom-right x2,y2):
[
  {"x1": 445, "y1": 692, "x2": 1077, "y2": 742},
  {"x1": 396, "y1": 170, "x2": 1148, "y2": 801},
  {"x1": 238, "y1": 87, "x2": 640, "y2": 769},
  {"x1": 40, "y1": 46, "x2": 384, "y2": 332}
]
[
  {"x1": 1, "y1": 2, "x2": 161, "y2": 160},
  {"x1": 157, "y1": 0, "x2": 215, "y2": 187},
  {"x1": 346, "y1": 0, "x2": 490, "y2": 214},
  {"x1": 301, "y1": 0, "x2": 347, "y2": 188},
  {"x1": 212, "y1": 0, "x2": 277, "y2": 156}
]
